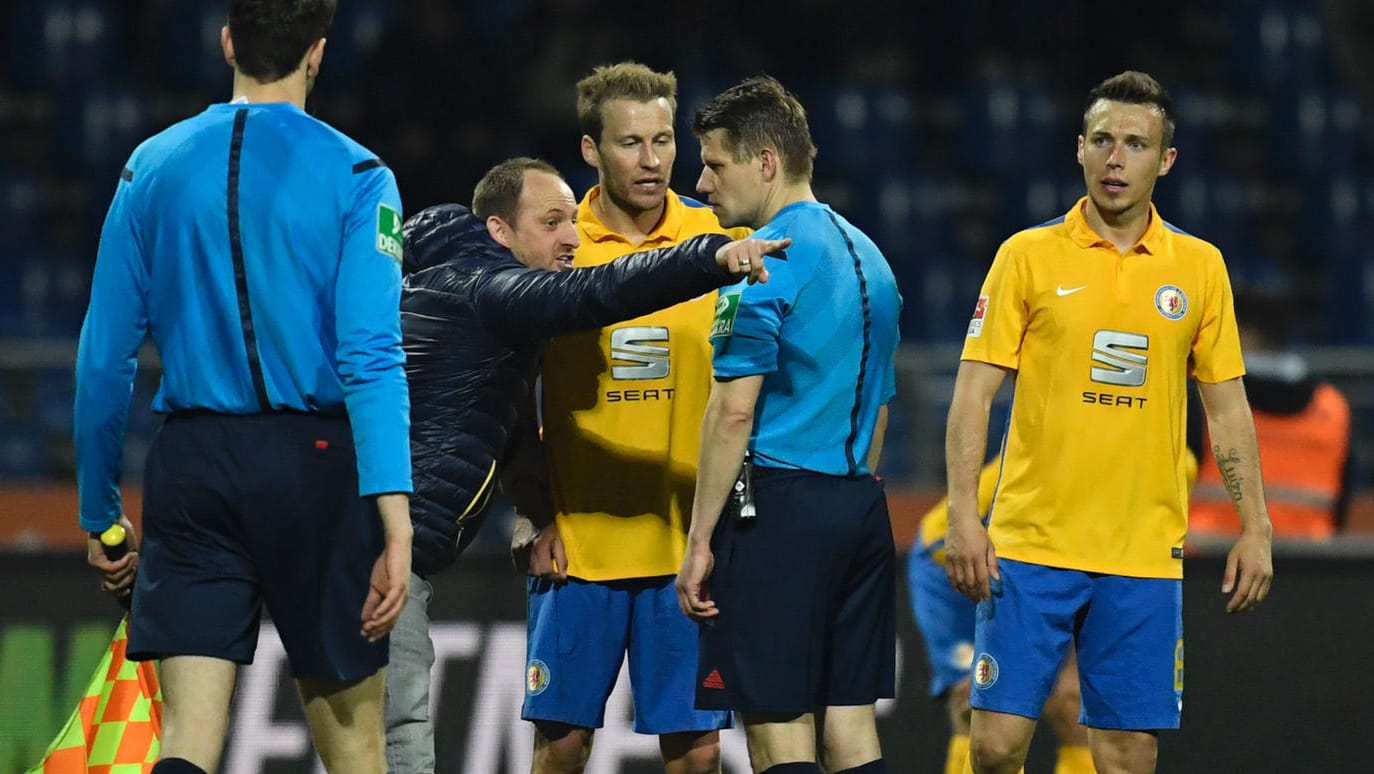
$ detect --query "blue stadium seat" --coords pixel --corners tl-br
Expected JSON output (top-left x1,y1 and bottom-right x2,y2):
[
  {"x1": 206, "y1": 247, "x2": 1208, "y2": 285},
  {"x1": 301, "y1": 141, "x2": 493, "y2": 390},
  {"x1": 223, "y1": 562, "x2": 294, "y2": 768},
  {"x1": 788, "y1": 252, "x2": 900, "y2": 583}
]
[
  {"x1": 327, "y1": 1, "x2": 397, "y2": 86},
  {"x1": 957, "y1": 74, "x2": 1057, "y2": 175},
  {"x1": 1323, "y1": 242, "x2": 1373, "y2": 344},
  {"x1": 999, "y1": 175, "x2": 1081, "y2": 233},
  {"x1": 810, "y1": 82, "x2": 917, "y2": 175},
  {"x1": 1170, "y1": 88, "x2": 1220, "y2": 174},
  {"x1": 155, "y1": 0, "x2": 230, "y2": 93},
  {"x1": 5, "y1": 0, "x2": 120, "y2": 88},
  {"x1": 51, "y1": 86, "x2": 149, "y2": 181},
  {"x1": 1224, "y1": 0, "x2": 1331, "y2": 92}
]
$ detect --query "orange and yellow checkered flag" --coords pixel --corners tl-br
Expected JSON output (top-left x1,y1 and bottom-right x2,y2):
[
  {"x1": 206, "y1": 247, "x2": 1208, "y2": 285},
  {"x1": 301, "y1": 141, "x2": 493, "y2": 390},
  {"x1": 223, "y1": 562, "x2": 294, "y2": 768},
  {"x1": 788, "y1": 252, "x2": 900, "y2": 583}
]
[{"x1": 27, "y1": 616, "x2": 161, "y2": 773}]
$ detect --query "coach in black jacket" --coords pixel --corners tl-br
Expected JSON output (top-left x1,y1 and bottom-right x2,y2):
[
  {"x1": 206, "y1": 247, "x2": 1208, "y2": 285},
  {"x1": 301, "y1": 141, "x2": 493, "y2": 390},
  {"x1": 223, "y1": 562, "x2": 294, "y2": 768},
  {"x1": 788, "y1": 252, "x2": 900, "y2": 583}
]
[{"x1": 388, "y1": 157, "x2": 784, "y2": 769}]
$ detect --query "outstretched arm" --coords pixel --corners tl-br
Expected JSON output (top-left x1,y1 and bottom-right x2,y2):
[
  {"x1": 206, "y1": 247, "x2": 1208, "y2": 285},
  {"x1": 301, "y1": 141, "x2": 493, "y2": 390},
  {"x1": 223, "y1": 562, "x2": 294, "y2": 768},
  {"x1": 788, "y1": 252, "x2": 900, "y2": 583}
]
[
  {"x1": 475, "y1": 236, "x2": 789, "y2": 341},
  {"x1": 1196, "y1": 376, "x2": 1274, "y2": 613}
]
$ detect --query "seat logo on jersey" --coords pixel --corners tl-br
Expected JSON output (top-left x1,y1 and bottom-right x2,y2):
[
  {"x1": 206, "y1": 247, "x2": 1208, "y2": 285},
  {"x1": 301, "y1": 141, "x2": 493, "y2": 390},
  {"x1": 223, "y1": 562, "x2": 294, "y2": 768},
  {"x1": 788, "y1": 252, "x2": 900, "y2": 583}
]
[
  {"x1": 1154, "y1": 284, "x2": 1188, "y2": 320},
  {"x1": 376, "y1": 203, "x2": 403, "y2": 263},
  {"x1": 966, "y1": 296, "x2": 989, "y2": 338},
  {"x1": 972, "y1": 653, "x2": 999, "y2": 688},
  {"x1": 711, "y1": 292, "x2": 742, "y2": 339},
  {"x1": 610, "y1": 326, "x2": 670, "y2": 380},
  {"x1": 1090, "y1": 330, "x2": 1149, "y2": 387}
]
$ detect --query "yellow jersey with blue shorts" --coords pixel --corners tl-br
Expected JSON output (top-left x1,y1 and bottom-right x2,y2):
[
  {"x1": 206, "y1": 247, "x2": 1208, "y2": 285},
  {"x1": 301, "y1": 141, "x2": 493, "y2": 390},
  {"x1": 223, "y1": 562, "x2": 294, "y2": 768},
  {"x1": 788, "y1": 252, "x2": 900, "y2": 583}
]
[
  {"x1": 962, "y1": 198, "x2": 1244, "y2": 579},
  {"x1": 540, "y1": 187, "x2": 747, "y2": 581}
]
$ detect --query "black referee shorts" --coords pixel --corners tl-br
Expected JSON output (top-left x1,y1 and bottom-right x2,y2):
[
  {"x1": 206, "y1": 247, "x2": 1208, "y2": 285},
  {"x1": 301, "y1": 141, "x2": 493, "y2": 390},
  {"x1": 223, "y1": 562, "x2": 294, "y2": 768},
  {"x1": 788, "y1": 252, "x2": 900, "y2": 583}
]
[
  {"x1": 695, "y1": 467, "x2": 896, "y2": 714},
  {"x1": 128, "y1": 411, "x2": 387, "y2": 682}
]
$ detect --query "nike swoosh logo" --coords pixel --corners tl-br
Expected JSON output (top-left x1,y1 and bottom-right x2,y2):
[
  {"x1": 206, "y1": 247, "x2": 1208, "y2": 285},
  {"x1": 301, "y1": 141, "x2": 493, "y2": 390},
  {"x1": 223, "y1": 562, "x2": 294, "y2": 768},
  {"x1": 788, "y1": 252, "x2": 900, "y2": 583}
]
[{"x1": 1056, "y1": 285, "x2": 1087, "y2": 296}]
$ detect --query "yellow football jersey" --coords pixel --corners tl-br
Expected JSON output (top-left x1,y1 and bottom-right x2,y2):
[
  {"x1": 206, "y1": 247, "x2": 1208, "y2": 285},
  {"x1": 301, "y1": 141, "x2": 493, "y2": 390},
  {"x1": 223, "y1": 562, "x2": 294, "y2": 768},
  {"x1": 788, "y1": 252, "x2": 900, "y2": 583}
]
[
  {"x1": 961, "y1": 198, "x2": 1244, "y2": 579},
  {"x1": 540, "y1": 187, "x2": 747, "y2": 581},
  {"x1": 918, "y1": 450, "x2": 1200, "y2": 567}
]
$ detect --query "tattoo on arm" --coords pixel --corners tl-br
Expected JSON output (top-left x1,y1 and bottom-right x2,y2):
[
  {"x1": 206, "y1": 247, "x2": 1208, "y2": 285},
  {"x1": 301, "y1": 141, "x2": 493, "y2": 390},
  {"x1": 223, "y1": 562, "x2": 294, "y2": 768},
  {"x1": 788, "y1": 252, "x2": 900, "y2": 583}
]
[{"x1": 1213, "y1": 445, "x2": 1244, "y2": 504}]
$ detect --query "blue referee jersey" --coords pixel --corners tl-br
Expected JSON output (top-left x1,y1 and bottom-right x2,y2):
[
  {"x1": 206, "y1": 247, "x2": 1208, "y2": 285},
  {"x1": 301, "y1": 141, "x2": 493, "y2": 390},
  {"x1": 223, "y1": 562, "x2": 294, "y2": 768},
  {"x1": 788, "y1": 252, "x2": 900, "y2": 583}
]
[
  {"x1": 710, "y1": 201, "x2": 901, "y2": 476},
  {"x1": 75, "y1": 101, "x2": 411, "y2": 532}
]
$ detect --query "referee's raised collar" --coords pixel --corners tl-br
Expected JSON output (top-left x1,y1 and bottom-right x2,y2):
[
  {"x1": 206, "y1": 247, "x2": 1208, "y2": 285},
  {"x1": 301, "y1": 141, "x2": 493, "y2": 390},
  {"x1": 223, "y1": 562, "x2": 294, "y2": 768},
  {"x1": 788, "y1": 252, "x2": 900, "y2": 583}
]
[
  {"x1": 1065, "y1": 196, "x2": 1168, "y2": 255},
  {"x1": 576, "y1": 185, "x2": 684, "y2": 246}
]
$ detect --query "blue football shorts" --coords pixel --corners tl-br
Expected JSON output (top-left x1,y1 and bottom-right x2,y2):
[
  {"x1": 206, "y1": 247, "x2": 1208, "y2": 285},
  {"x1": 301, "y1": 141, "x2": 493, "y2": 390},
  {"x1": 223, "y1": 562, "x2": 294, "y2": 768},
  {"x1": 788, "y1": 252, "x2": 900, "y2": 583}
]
[
  {"x1": 969, "y1": 558, "x2": 1183, "y2": 730},
  {"x1": 907, "y1": 549, "x2": 977, "y2": 698},
  {"x1": 522, "y1": 575, "x2": 730, "y2": 734}
]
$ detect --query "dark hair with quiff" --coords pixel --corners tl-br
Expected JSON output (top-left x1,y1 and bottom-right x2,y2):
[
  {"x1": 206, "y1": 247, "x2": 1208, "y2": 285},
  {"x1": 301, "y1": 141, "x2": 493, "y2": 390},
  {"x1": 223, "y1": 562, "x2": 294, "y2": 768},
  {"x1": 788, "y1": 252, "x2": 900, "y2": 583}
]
[
  {"x1": 576, "y1": 62, "x2": 678, "y2": 144},
  {"x1": 1083, "y1": 70, "x2": 1176, "y2": 148},
  {"x1": 692, "y1": 75, "x2": 818, "y2": 182}
]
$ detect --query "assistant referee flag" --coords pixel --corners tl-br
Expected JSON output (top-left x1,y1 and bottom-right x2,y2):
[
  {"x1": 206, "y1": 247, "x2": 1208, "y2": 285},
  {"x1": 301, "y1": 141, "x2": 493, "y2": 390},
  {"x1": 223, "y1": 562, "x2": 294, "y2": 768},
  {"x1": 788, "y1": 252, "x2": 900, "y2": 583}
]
[{"x1": 27, "y1": 617, "x2": 160, "y2": 773}]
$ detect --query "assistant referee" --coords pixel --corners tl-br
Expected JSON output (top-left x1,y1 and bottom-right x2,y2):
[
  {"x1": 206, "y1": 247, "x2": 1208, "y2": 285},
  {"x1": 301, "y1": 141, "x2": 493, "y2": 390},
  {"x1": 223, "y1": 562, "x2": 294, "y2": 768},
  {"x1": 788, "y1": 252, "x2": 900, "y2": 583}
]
[{"x1": 74, "y1": 3, "x2": 412, "y2": 773}]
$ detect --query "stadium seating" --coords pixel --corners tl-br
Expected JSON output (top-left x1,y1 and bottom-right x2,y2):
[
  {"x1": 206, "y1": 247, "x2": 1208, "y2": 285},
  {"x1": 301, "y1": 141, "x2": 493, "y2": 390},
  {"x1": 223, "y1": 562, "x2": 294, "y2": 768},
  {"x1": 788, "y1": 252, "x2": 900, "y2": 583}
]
[{"x1": 0, "y1": 0, "x2": 1370, "y2": 479}]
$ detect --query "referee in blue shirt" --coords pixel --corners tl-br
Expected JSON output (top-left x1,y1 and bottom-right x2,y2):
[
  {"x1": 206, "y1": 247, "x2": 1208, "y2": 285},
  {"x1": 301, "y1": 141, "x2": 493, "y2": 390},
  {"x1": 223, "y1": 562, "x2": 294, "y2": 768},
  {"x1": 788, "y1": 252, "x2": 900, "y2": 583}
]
[
  {"x1": 74, "y1": 3, "x2": 412, "y2": 773},
  {"x1": 675, "y1": 77, "x2": 903, "y2": 774}
]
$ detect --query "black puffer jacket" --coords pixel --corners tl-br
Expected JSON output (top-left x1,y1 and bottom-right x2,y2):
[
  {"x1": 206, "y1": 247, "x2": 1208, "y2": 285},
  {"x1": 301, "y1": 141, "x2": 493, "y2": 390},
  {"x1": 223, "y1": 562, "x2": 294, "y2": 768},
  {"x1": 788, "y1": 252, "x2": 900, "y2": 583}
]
[{"x1": 401, "y1": 204, "x2": 734, "y2": 576}]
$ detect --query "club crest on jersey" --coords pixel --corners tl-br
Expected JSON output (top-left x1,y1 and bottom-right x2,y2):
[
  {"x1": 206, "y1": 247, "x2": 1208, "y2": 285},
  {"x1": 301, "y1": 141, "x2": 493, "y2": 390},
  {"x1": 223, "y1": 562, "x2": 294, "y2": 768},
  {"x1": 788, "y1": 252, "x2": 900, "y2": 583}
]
[
  {"x1": 972, "y1": 653, "x2": 999, "y2": 688},
  {"x1": 967, "y1": 296, "x2": 989, "y2": 338},
  {"x1": 526, "y1": 659, "x2": 550, "y2": 695},
  {"x1": 711, "y1": 291, "x2": 742, "y2": 339},
  {"x1": 1154, "y1": 284, "x2": 1188, "y2": 320}
]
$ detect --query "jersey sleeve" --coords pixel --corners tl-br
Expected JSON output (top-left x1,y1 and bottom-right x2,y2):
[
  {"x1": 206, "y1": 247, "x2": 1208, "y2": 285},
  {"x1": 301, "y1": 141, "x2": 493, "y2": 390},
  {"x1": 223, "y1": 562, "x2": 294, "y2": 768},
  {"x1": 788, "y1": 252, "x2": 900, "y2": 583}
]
[
  {"x1": 75, "y1": 167, "x2": 150, "y2": 532},
  {"x1": 960, "y1": 240, "x2": 1029, "y2": 369},
  {"x1": 336, "y1": 165, "x2": 412, "y2": 496},
  {"x1": 1189, "y1": 248, "x2": 1246, "y2": 384},
  {"x1": 710, "y1": 258, "x2": 795, "y2": 379}
]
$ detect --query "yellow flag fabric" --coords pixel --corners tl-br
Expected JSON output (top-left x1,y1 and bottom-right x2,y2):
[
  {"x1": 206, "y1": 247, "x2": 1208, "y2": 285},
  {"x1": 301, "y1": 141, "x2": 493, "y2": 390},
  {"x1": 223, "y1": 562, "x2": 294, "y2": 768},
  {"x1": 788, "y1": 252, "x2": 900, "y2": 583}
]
[{"x1": 27, "y1": 616, "x2": 161, "y2": 773}]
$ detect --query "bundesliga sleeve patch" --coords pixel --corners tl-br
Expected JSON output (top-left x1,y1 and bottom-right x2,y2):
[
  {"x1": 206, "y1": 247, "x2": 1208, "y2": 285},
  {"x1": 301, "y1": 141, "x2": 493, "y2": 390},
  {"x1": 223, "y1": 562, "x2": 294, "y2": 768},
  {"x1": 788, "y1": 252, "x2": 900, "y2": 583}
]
[
  {"x1": 966, "y1": 295, "x2": 989, "y2": 338},
  {"x1": 376, "y1": 203, "x2": 403, "y2": 263},
  {"x1": 711, "y1": 291, "x2": 742, "y2": 338}
]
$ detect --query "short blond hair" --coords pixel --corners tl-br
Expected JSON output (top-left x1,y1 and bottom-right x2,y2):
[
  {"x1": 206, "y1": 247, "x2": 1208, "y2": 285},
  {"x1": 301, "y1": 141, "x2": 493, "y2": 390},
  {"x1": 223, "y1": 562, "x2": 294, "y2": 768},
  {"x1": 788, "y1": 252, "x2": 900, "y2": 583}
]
[{"x1": 576, "y1": 62, "x2": 678, "y2": 144}]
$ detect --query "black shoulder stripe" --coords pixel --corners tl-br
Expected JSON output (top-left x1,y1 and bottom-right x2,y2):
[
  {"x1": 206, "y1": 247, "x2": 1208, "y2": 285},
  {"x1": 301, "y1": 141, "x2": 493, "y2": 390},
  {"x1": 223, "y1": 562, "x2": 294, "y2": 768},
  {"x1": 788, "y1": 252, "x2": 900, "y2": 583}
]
[
  {"x1": 353, "y1": 158, "x2": 386, "y2": 174},
  {"x1": 120, "y1": 167, "x2": 133, "y2": 182}
]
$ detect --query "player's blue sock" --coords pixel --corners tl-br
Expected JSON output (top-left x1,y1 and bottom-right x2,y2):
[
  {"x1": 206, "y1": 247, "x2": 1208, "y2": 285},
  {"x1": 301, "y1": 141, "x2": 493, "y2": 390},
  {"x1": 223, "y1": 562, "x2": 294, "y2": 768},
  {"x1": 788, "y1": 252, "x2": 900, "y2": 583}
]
[
  {"x1": 761, "y1": 763, "x2": 823, "y2": 774},
  {"x1": 834, "y1": 760, "x2": 888, "y2": 774},
  {"x1": 151, "y1": 759, "x2": 208, "y2": 774}
]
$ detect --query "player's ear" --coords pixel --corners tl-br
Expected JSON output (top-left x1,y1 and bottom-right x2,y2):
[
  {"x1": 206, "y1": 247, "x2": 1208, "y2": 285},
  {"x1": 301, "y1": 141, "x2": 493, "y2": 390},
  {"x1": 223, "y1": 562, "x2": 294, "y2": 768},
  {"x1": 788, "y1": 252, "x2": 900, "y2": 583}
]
[
  {"x1": 758, "y1": 147, "x2": 779, "y2": 182},
  {"x1": 487, "y1": 216, "x2": 515, "y2": 249},
  {"x1": 1076, "y1": 135, "x2": 1085, "y2": 167},
  {"x1": 1157, "y1": 146, "x2": 1178, "y2": 177},
  {"x1": 221, "y1": 26, "x2": 235, "y2": 68},
  {"x1": 580, "y1": 135, "x2": 601, "y2": 170},
  {"x1": 306, "y1": 37, "x2": 326, "y2": 79}
]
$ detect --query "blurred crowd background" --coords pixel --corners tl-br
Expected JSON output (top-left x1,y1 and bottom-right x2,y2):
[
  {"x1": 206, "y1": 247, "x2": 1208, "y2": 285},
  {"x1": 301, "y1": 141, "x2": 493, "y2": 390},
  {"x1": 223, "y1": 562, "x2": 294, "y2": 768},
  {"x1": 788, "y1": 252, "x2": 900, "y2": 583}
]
[{"x1": 3, "y1": 0, "x2": 1374, "y2": 542}]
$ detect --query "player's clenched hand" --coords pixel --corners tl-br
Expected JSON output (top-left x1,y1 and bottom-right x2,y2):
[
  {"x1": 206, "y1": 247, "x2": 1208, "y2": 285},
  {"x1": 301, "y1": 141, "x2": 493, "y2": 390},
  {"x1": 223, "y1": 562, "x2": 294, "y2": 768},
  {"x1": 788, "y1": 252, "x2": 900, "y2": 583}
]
[
  {"x1": 715, "y1": 237, "x2": 791, "y2": 285},
  {"x1": 675, "y1": 542, "x2": 717, "y2": 622},
  {"x1": 528, "y1": 522, "x2": 568, "y2": 583},
  {"x1": 945, "y1": 510, "x2": 998, "y2": 603},
  {"x1": 1222, "y1": 525, "x2": 1273, "y2": 613}
]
